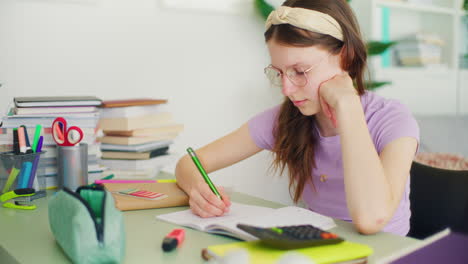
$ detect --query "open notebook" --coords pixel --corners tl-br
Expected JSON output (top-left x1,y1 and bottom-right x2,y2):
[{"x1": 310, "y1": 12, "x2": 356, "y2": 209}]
[{"x1": 156, "y1": 202, "x2": 336, "y2": 241}]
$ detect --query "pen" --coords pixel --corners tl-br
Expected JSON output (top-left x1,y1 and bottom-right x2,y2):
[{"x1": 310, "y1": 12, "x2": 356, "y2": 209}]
[{"x1": 186, "y1": 147, "x2": 222, "y2": 200}]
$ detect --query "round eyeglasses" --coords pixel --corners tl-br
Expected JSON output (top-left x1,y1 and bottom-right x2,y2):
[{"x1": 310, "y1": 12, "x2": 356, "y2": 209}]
[{"x1": 264, "y1": 55, "x2": 329, "y2": 88}]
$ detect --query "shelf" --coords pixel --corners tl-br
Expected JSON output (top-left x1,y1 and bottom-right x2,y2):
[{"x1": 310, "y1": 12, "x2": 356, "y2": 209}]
[
  {"x1": 360, "y1": 0, "x2": 466, "y2": 114},
  {"x1": 455, "y1": 8, "x2": 468, "y2": 16},
  {"x1": 373, "y1": 66, "x2": 455, "y2": 79},
  {"x1": 375, "y1": 0, "x2": 456, "y2": 15}
]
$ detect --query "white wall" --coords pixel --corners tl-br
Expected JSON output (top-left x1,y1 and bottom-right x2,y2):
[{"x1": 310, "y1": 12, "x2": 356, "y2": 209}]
[{"x1": 0, "y1": 0, "x2": 294, "y2": 205}]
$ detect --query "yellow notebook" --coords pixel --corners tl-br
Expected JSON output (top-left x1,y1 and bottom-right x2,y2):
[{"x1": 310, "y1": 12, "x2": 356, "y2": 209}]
[{"x1": 202, "y1": 240, "x2": 372, "y2": 264}]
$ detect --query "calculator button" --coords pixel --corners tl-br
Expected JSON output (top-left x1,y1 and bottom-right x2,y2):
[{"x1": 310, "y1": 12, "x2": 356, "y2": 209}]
[{"x1": 237, "y1": 224, "x2": 344, "y2": 249}]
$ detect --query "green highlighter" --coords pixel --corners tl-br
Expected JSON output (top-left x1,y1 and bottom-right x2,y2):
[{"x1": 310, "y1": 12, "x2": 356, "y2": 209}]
[
  {"x1": 186, "y1": 147, "x2": 222, "y2": 200},
  {"x1": 31, "y1": 124, "x2": 42, "y2": 152}
]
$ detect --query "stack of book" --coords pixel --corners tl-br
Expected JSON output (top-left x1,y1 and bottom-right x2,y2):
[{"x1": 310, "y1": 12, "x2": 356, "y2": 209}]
[
  {"x1": 394, "y1": 33, "x2": 445, "y2": 67},
  {"x1": 406, "y1": 0, "x2": 434, "y2": 4},
  {"x1": 98, "y1": 99, "x2": 183, "y2": 179},
  {"x1": 0, "y1": 96, "x2": 104, "y2": 188}
]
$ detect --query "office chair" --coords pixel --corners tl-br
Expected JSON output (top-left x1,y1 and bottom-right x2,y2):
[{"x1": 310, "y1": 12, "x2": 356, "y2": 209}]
[{"x1": 408, "y1": 161, "x2": 468, "y2": 239}]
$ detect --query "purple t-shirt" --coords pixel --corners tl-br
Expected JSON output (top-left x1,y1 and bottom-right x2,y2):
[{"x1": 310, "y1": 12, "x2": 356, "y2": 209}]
[{"x1": 248, "y1": 92, "x2": 420, "y2": 236}]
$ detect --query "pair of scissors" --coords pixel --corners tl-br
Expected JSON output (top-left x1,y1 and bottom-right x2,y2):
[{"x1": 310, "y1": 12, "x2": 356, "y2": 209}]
[{"x1": 52, "y1": 117, "x2": 84, "y2": 146}]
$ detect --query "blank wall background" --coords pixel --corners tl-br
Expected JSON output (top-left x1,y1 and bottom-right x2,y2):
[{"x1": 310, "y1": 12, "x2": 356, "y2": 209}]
[{"x1": 0, "y1": 0, "x2": 294, "y2": 205}]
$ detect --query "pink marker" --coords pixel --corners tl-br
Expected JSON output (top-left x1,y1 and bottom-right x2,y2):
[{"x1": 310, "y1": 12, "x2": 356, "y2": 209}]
[
  {"x1": 162, "y1": 229, "x2": 185, "y2": 252},
  {"x1": 17, "y1": 126, "x2": 27, "y2": 153}
]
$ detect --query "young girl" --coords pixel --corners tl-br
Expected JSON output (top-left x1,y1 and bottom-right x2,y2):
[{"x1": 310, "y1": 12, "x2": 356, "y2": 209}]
[{"x1": 175, "y1": 0, "x2": 419, "y2": 236}]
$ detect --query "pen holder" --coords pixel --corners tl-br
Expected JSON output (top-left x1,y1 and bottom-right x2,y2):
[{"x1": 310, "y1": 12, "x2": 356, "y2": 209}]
[
  {"x1": 57, "y1": 143, "x2": 88, "y2": 192},
  {"x1": 0, "y1": 151, "x2": 46, "y2": 195}
]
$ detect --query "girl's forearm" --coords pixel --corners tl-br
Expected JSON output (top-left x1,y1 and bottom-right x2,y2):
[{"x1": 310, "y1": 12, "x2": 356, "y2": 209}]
[{"x1": 336, "y1": 97, "x2": 393, "y2": 234}]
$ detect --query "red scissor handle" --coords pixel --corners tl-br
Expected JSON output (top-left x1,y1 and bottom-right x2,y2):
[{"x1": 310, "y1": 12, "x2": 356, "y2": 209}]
[{"x1": 52, "y1": 117, "x2": 84, "y2": 146}]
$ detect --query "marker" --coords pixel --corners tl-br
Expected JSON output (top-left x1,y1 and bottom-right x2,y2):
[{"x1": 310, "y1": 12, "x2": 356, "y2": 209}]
[
  {"x1": 21, "y1": 125, "x2": 33, "y2": 154},
  {"x1": 31, "y1": 124, "x2": 42, "y2": 152},
  {"x1": 17, "y1": 162, "x2": 32, "y2": 189},
  {"x1": 162, "y1": 229, "x2": 185, "y2": 252},
  {"x1": 17, "y1": 126, "x2": 27, "y2": 154},
  {"x1": 157, "y1": 179, "x2": 177, "y2": 183},
  {"x1": 27, "y1": 137, "x2": 44, "y2": 188},
  {"x1": 36, "y1": 136, "x2": 44, "y2": 153},
  {"x1": 2, "y1": 168, "x2": 20, "y2": 193},
  {"x1": 186, "y1": 147, "x2": 222, "y2": 200},
  {"x1": 13, "y1": 128, "x2": 20, "y2": 155},
  {"x1": 94, "y1": 179, "x2": 156, "y2": 184},
  {"x1": 28, "y1": 155, "x2": 41, "y2": 188}
]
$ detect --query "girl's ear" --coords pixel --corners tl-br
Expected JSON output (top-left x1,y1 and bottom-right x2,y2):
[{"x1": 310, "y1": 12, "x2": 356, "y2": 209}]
[
  {"x1": 339, "y1": 45, "x2": 346, "y2": 58},
  {"x1": 339, "y1": 45, "x2": 354, "y2": 72}
]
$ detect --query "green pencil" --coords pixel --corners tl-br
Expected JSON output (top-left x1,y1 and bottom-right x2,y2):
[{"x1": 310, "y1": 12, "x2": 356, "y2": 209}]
[{"x1": 186, "y1": 147, "x2": 222, "y2": 200}]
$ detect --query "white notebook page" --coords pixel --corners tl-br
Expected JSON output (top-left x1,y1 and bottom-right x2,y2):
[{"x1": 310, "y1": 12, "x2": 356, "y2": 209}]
[
  {"x1": 157, "y1": 202, "x2": 336, "y2": 234},
  {"x1": 156, "y1": 202, "x2": 274, "y2": 230}
]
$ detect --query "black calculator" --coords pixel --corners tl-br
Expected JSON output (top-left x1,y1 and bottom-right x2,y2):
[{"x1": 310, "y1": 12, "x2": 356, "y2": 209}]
[{"x1": 237, "y1": 223, "x2": 344, "y2": 249}]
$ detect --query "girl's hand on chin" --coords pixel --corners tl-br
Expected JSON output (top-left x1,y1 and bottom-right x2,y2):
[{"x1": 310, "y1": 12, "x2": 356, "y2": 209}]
[{"x1": 318, "y1": 73, "x2": 359, "y2": 128}]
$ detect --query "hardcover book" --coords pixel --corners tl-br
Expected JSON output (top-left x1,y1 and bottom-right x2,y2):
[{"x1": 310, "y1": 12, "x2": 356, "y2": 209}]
[{"x1": 14, "y1": 96, "x2": 102, "y2": 107}]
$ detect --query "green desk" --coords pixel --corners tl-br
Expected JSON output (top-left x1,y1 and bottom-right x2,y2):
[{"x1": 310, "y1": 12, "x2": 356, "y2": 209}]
[{"x1": 0, "y1": 191, "x2": 420, "y2": 263}]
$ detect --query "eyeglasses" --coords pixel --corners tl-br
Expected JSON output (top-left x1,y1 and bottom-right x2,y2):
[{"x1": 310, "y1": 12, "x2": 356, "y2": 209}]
[{"x1": 264, "y1": 56, "x2": 328, "y2": 87}]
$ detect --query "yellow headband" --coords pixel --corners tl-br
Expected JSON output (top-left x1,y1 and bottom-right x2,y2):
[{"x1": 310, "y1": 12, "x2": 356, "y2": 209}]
[{"x1": 265, "y1": 6, "x2": 344, "y2": 41}]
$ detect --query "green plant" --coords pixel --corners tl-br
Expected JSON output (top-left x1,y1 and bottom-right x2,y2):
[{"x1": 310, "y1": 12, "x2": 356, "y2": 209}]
[
  {"x1": 254, "y1": 0, "x2": 396, "y2": 90},
  {"x1": 255, "y1": 0, "x2": 275, "y2": 19},
  {"x1": 367, "y1": 41, "x2": 397, "y2": 56},
  {"x1": 364, "y1": 41, "x2": 397, "y2": 89}
]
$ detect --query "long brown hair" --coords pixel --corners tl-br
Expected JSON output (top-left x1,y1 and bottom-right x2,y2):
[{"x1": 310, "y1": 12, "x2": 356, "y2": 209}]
[{"x1": 265, "y1": 0, "x2": 367, "y2": 203}]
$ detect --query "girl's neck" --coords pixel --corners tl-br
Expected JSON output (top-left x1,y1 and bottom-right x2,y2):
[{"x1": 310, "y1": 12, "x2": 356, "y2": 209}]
[{"x1": 315, "y1": 112, "x2": 338, "y2": 137}]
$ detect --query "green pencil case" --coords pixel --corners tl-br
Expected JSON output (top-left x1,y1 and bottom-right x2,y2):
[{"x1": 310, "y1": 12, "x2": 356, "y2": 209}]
[{"x1": 48, "y1": 186, "x2": 126, "y2": 264}]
